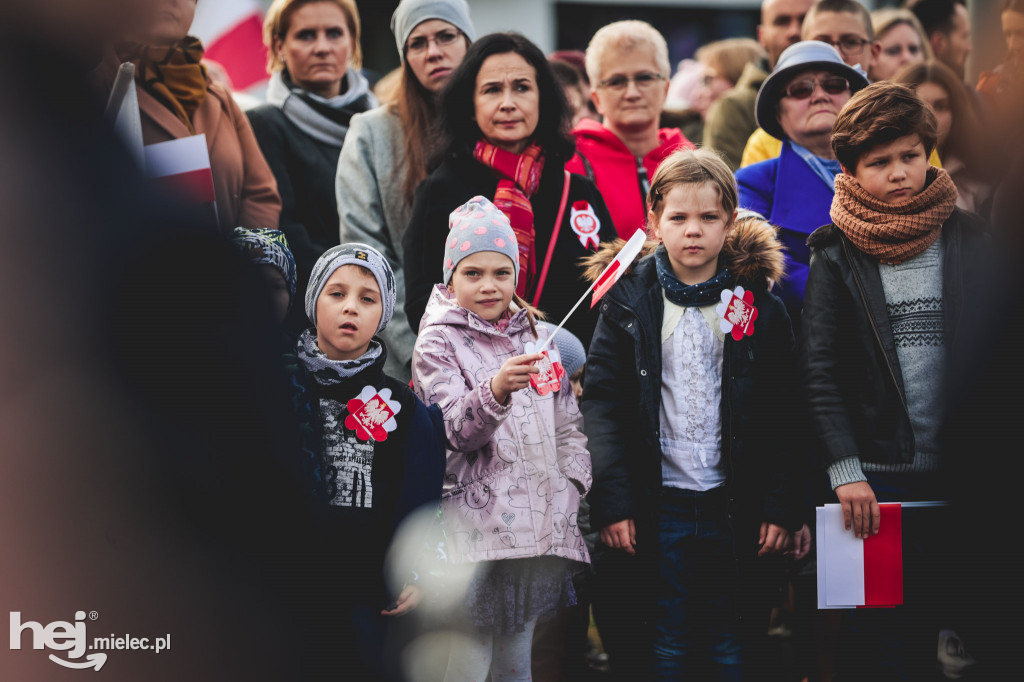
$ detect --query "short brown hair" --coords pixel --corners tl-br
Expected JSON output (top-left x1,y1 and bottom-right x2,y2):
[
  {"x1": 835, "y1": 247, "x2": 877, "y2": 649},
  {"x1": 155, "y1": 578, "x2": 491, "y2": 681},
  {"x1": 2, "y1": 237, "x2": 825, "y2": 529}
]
[
  {"x1": 264, "y1": 0, "x2": 362, "y2": 72},
  {"x1": 831, "y1": 81, "x2": 937, "y2": 171},
  {"x1": 647, "y1": 148, "x2": 737, "y2": 225},
  {"x1": 695, "y1": 38, "x2": 767, "y2": 87}
]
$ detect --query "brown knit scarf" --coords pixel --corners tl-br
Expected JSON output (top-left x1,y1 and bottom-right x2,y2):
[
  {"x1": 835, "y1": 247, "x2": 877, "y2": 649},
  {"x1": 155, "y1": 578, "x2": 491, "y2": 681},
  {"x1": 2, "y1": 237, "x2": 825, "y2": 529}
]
[
  {"x1": 127, "y1": 36, "x2": 208, "y2": 134},
  {"x1": 830, "y1": 167, "x2": 958, "y2": 264}
]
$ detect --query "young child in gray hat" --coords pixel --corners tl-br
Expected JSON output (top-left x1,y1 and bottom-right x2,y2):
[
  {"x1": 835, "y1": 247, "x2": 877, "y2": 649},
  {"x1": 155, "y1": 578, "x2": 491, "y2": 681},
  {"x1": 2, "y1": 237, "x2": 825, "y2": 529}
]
[{"x1": 284, "y1": 242, "x2": 447, "y2": 679}]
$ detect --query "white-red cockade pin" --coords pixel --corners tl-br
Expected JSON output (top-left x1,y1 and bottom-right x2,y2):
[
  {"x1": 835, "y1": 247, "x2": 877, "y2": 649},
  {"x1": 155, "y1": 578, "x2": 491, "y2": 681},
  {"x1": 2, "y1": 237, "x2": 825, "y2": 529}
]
[
  {"x1": 346, "y1": 386, "x2": 402, "y2": 441},
  {"x1": 716, "y1": 286, "x2": 758, "y2": 340},
  {"x1": 569, "y1": 201, "x2": 601, "y2": 250},
  {"x1": 524, "y1": 342, "x2": 566, "y2": 396}
]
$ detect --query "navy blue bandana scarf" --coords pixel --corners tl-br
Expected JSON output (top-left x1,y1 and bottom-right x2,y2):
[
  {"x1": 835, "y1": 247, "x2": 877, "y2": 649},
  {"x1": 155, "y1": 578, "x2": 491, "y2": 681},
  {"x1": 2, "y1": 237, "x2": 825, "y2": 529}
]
[{"x1": 655, "y1": 244, "x2": 734, "y2": 307}]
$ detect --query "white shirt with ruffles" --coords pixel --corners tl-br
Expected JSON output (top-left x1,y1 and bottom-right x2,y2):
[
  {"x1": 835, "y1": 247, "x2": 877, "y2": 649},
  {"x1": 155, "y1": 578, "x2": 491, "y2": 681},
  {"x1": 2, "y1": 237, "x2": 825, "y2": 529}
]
[{"x1": 659, "y1": 292, "x2": 727, "y2": 491}]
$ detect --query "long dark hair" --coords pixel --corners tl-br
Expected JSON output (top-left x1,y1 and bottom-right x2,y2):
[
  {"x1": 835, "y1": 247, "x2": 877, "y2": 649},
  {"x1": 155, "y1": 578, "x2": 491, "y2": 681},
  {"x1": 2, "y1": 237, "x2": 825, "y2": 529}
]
[
  {"x1": 437, "y1": 32, "x2": 574, "y2": 168},
  {"x1": 893, "y1": 59, "x2": 986, "y2": 175}
]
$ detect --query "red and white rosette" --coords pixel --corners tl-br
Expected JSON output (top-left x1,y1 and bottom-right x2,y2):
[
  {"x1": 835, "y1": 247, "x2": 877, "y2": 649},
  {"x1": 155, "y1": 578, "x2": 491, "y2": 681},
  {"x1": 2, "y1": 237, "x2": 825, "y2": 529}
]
[
  {"x1": 345, "y1": 386, "x2": 402, "y2": 441},
  {"x1": 716, "y1": 286, "x2": 759, "y2": 341},
  {"x1": 524, "y1": 342, "x2": 566, "y2": 396},
  {"x1": 569, "y1": 201, "x2": 601, "y2": 250}
]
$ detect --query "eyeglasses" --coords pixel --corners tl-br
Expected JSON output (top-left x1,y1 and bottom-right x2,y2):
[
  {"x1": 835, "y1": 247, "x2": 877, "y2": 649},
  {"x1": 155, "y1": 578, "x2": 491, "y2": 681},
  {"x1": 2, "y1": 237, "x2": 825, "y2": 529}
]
[
  {"x1": 598, "y1": 72, "x2": 665, "y2": 91},
  {"x1": 782, "y1": 75, "x2": 850, "y2": 99},
  {"x1": 818, "y1": 36, "x2": 871, "y2": 56},
  {"x1": 406, "y1": 29, "x2": 462, "y2": 54}
]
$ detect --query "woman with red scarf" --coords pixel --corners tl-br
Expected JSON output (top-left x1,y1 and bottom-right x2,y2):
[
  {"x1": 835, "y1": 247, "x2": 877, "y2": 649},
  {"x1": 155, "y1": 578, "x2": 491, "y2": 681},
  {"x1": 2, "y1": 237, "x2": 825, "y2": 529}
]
[{"x1": 403, "y1": 32, "x2": 617, "y2": 347}]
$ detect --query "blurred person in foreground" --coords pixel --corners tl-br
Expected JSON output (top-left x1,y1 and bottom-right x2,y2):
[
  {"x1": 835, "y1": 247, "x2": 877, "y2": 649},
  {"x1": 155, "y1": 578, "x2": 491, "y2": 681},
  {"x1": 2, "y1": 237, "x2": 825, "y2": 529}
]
[
  {"x1": 2, "y1": 1, "x2": 339, "y2": 679},
  {"x1": 116, "y1": 0, "x2": 281, "y2": 233}
]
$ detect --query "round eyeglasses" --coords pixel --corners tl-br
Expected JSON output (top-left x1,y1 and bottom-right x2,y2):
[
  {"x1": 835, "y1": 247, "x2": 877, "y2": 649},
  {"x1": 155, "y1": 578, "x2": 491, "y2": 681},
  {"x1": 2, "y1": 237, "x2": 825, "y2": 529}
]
[
  {"x1": 598, "y1": 72, "x2": 665, "y2": 91},
  {"x1": 406, "y1": 29, "x2": 462, "y2": 54},
  {"x1": 818, "y1": 36, "x2": 871, "y2": 57}
]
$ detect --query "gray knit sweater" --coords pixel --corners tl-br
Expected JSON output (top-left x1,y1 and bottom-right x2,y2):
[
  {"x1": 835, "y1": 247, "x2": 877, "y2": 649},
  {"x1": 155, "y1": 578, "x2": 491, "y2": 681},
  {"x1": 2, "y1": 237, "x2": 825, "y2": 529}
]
[{"x1": 828, "y1": 237, "x2": 946, "y2": 488}]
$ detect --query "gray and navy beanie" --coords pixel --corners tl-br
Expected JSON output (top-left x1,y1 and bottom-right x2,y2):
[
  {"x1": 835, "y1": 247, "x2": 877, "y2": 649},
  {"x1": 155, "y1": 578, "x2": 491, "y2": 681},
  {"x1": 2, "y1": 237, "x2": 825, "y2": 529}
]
[
  {"x1": 231, "y1": 227, "x2": 297, "y2": 298},
  {"x1": 305, "y1": 243, "x2": 396, "y2": 333},
  {"x1": 443, "y1": 196, "x2": 519, "y2": 286}
]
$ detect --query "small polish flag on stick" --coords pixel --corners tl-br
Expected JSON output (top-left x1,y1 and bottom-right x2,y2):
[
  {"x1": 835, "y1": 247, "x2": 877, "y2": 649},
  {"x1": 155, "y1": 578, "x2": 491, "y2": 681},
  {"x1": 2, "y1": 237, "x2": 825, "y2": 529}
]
[
  {"x1": 537, "y1": 229, "x2": 647, "y2": 353},
  {"x1": 144, "y1": 134, "x2": 219, "y2": 229},
  {"x1": 817, "y1": 503, "x2": 904, "y2": 609},
  {"x1": 145, "y1": 135, "x2": 216, "y2": 204},
  {"x1": 191, "y1": 0, "x2": 268, "y2": 92}
]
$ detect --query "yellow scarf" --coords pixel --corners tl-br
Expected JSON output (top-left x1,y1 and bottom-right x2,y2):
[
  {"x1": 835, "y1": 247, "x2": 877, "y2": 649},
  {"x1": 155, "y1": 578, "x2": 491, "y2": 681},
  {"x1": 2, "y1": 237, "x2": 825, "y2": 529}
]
[{"x1": 129, "y1": 36, "x2": 208, "y2": 134}]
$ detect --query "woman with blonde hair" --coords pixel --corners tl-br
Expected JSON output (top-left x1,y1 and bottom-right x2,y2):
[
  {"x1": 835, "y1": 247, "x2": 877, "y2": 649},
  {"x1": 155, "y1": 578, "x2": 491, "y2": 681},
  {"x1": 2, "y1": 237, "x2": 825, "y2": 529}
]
[
  {"x1": 335, "y1": 0, "x2": 476, "y2": 381},
  {"x1": 248, "y1": 0, "x2": 376, "y2": 332},
  {"x1": 869, "y1": 8, "x2": 932, "y2": 83}
]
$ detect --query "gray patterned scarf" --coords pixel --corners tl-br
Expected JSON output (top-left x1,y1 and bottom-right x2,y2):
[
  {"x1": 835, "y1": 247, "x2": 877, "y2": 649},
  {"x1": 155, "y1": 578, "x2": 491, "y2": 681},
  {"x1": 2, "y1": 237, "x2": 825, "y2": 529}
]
[{"x1": 297, "y1": 328, "x2": 382, "y2": 385}]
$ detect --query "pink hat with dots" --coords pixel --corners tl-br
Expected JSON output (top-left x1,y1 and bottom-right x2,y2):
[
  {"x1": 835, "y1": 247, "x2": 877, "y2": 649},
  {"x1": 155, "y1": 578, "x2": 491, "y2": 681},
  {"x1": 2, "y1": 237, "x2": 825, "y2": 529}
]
[{"x1": 442, "y1": 195, "x2": 520, "y2": 286}]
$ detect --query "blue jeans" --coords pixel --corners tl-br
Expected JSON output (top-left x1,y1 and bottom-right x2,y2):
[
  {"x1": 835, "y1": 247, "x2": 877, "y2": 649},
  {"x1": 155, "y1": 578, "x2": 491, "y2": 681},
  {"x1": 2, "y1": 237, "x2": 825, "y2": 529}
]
[{"x1": 652, "y1": 486, "x2": 742, "y2": 681}]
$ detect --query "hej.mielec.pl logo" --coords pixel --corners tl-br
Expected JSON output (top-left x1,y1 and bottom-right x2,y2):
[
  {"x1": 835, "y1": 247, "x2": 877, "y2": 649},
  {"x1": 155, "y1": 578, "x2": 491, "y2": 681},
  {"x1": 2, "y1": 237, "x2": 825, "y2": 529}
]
[{"x1": 10, "y1": 611, "x2": 171, "y2": 671}]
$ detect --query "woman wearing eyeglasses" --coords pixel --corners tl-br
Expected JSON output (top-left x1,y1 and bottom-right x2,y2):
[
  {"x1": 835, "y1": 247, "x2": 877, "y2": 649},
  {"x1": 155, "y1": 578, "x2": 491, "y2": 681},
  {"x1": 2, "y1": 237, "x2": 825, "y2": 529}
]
[
  {"x1": 248, "y1": 0, "x2": 376, "y2": 332},
  {"x1": 333, "y1": 0, "x2": 475, "y2": 381},
  {"x1": 566, "y1": 20, "x2": 694, "y2": 240},
  {"x1": 735, "y1": 41, "x2": 868, "y2": 318},
  {"x1": 402, "y1": 32, "x2": 617, "y2": 347}
]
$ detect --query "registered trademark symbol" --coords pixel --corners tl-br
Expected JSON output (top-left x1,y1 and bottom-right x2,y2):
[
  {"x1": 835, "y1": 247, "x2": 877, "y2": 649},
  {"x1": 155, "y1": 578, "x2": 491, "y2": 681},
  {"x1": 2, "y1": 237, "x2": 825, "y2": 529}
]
[{"x1": 89, "y1": 611, "x2": 99, "y2": 621}]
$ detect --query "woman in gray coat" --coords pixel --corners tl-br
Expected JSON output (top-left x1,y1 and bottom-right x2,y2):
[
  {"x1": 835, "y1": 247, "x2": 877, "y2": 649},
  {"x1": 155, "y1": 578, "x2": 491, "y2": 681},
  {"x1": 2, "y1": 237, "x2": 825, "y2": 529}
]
[{"x1": 335, "y1": 0, "x2": 475, "y2": 381}]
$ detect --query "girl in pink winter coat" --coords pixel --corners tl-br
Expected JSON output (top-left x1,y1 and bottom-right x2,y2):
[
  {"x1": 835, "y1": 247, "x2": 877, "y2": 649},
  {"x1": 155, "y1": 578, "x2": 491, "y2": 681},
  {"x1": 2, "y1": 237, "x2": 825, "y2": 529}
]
[{"x1": 411, "y1": 196, "x2": 591, "y2": 682}]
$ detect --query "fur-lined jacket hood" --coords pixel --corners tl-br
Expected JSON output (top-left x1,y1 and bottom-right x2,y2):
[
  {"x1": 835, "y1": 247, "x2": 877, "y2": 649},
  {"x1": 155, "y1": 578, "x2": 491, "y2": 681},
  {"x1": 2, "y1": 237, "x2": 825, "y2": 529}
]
[{"x1": 581, "y1": 214, "x2": 786, "y2": 292}]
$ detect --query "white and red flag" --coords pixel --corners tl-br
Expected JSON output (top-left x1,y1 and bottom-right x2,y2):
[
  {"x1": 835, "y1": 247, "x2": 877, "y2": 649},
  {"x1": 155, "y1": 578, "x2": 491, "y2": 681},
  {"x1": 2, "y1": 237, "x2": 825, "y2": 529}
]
[
  {"x1": 144, "y1": 134, "x2": 219, "y2": 228},
  {"x1": 537, "y1": 228, "x2": 647, "y2": 353},
  {"x1": 191, "y1": 0, "x2": 268, "y2": 92},
  {"x1": 590, "y1": 228, "x2": 648, "y2": 308},
  {"x1": 816, "y1": 503, "x2": 903, "y2": 608}
]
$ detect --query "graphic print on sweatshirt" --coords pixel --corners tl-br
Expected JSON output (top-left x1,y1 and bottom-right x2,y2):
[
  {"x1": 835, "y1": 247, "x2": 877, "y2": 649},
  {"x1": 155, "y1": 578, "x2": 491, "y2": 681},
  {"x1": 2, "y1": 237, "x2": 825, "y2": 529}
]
[{"x1": 321, "y1": 398, "x2": 374, "y2": 508}]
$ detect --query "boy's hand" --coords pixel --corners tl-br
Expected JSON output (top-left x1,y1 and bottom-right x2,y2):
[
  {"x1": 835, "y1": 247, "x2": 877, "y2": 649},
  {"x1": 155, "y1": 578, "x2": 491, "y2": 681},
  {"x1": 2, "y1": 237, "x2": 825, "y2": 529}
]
[
  {"x1": 758, "y1": 522, "x2": 791, "y2": 557},
  {"x1": 785, "y1": 524, "x2": 812, "y2": 561},
  {"x1": 600, "y1": 519, "x2": 636, "y2": 555},
  {"x1": 490, "y1": 353, "x2": 543, "y2": 405},
  {"x1": 381, "y1": 585, "x2": 421, "y2": 617},
  {"x1": 835, "y1": 481, "x2": 879, "y2": 538}
]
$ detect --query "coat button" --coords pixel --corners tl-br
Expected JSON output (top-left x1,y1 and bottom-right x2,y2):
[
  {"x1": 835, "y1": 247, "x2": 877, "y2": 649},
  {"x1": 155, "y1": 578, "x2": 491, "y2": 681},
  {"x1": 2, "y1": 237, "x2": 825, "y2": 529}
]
[
  {"x1": 602, "y1": 304, "x2": 608, "y2": 311},
  {"x1": 640, "y1": 369, "x2": 647, "y2": 376}
]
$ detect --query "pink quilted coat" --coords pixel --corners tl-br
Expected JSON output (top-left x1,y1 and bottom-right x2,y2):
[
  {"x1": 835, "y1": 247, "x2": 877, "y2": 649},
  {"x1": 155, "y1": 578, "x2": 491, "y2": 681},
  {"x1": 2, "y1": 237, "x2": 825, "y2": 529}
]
[{"x1": 412, "y1": 285, "x2": 591, "y2": 565}]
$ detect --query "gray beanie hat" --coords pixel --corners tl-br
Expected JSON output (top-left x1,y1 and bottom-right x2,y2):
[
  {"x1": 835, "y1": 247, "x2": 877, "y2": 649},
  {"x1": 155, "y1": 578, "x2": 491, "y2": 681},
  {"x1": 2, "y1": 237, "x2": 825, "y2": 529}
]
[
  {"x1": 391, "y1": 0, "x2": 476, "y2": 61},
  {"x1": 443, "y1": 196, "x2": 519, "y2": 286},
  {"x1": 305, "y1": 243, "x2": 396, "y2": 333}
]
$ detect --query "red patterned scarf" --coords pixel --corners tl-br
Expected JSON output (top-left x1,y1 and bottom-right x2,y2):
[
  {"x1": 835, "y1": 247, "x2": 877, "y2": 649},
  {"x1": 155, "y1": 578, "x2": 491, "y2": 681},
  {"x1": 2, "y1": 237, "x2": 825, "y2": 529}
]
[{"x1": 473, "y1": 140, "x2": 545, "y2": 296}]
